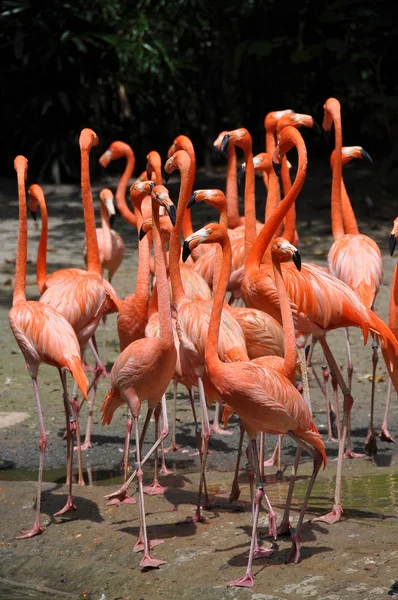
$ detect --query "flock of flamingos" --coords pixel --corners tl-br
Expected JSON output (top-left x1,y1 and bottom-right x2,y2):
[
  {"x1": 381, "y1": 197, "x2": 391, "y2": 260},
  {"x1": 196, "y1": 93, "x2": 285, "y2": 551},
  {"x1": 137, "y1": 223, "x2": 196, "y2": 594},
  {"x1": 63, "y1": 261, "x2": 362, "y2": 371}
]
[{"x1": 8, "y1": 97, "x2": 398, "y2": 588}]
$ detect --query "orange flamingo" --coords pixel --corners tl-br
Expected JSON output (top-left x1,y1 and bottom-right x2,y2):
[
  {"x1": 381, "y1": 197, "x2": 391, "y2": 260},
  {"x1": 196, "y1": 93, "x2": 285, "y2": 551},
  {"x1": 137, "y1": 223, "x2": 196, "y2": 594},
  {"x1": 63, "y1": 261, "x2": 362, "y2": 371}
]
[
  {"x1": 9, "y1": 156, "x2": 88, "y2": 537},
  {"x1": 101, "y1": 185, "x2": 177, "y2": 569},
  {"x1": 84, "y1": 188, "x2": 125, "y2": 285},
  {"x1": 39, "y1": 129, "x2": 119, "y2": 457},
  {"x1": 183, "y1": 222, "x2": 326, "y2": 587},
  {"x1": 239, "y1": 125, "x2": 398, "y2": 524},
  {"x1": 384, "y1": 220, "x2": 398, "y2": 443},
  {"x1": 323, "y1": 98, "x2": 383, "y2": 455},
  {"x1": 99, "y1": 140, "x2": 137, "y2": 227}
]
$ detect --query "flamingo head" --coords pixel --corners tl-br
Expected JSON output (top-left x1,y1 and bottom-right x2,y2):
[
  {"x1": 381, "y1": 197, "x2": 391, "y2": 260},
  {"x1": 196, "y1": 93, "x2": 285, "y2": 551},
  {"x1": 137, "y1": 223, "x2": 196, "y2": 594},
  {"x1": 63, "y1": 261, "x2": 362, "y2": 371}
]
[
  {"x1": 272, "y1": 237, "x2": 301, "y2": 270},
  {"x1": 187, "y1": 189, "x2": 226, "y2": 211}
]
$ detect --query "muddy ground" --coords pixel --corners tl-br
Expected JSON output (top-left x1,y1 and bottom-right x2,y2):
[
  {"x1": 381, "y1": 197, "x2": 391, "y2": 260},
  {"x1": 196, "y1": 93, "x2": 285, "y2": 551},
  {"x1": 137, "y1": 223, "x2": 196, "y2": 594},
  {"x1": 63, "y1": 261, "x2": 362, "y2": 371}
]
[{"x1": 0, "y1": 152, "x2": 398, "y2": 600}]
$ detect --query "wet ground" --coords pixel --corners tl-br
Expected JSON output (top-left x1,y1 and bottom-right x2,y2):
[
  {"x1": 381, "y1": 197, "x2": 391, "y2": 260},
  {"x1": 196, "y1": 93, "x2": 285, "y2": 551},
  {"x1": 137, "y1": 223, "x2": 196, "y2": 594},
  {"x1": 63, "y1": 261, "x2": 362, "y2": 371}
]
[{"x1": 1, "y1": 154, "x2": 398, "y2": 599}]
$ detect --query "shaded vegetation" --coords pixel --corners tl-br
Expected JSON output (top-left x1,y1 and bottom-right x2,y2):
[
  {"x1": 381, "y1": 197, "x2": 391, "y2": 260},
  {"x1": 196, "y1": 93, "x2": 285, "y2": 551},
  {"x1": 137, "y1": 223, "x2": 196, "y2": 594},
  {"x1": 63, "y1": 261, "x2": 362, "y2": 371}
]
[{"x1": 1, "y1": 0, "x2": 397, "y2": 181}]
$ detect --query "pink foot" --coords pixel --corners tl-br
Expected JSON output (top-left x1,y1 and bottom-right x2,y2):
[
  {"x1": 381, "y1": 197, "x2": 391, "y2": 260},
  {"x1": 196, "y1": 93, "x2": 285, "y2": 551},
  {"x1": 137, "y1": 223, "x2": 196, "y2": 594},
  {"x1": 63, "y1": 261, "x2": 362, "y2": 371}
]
[
  {"x1": 143, "y1": 482, "x2": 166, "y2": 496},
  {"x1": 16, "y1": 524, "x2": 45, "y2": 539},
  {"x1": 312, "y1": 505, "x2": 343, "y2": 524},
  {"x1": 326, "y1": 436, "x2": 338, "y2": 443},
  {"x1": 227, "y1": 574, "x2": 254, "y2": 588},
  {"x1": 212, "y1": 426, "x2": 233, "y2": 436},
  {"x1": 74, "y1": 441, "x2": 92, "y2": 451},
  {"x1": 159, "y1": 465, "x2": 173, "y2": 476},
  {"x1": 379, "y1": 427, "x2": 396, "y2": 443},
  {"x1": 164, "y1": 442, "x2": 180, "y2": 453},
  {"x1": 178, "y1": 509, "x2": 208, "y2": 524},
  {"x1": 140, "y1": 553, "x2": 166, "y2": 569},
  {"x1": 84, "y1": 363, "x2": 95, "y2": 373},
  {"x1": 263, "y1": 457, "x2": 276, "y2": 468},
  {"x1": 104, "y1": 489, "x2": 136, "y2": 506},
  {"x1": 344, "y1": 449, "x2": 366, "y2": 459},
  {"x1": 268, "y1": 511, "x2": 277, "y2": 539},
  {"x1": 189, "y1": 448, "x2": 212, "y2": 457},
  {"x1": 287, "y1": 533, "x2": 301, "y2": 564},
  {"x1": 53, "y1": 498, "x2": 77, "y2": 516},
  {"x1": 134, "y1": 538, "x2": 164, "y2": 553},
  {"x1": 253, "y1": 545, "x2": 275, "y2": 559}
]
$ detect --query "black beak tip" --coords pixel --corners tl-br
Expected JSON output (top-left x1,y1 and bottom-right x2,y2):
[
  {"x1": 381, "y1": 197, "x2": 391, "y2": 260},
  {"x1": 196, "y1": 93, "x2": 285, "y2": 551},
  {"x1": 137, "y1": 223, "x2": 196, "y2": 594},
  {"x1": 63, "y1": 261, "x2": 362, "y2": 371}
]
[
  {"x1": 272, "y1": 160, "x2": 281, "y2": 178},
  {"x1": 292, "y1": 250, "x2": 301, "y2": 271},
  {"x1": 163, "y1": 170, "x2": 170, "y2": 184},
  {"x1": 360, "y1": 148, "x2": 373, "y2": 163},
  {"x1": 313, "y1": 120, "x2": 322, "y2": 136},
  {"x1": 109, "y1": 214, "x2": 116, "y2": 228},
  {"x1": 238, "y1": 165, "x2": 246, "y2": 187},
  {"x1": 187, "y1": 193, "x2": 197, "y2": 209},
  {"x1": 389, "y1": 234, "x2": 396, "y2": 256},
  {"x1": 182, "y1": 240, "x2": 191, "y2": 263},
  {"x1": 167, "y1": 204, "x2": 177, "y2": 226},
  {"x1": 220, "y1": 134, "x2": 230, "y2": 158},
  {"x1": 29, "y1": 208, "x2": 37, "y2": 222},
  {"x1": 139, "y1": 226, "x2": 147, "y2": 241}
]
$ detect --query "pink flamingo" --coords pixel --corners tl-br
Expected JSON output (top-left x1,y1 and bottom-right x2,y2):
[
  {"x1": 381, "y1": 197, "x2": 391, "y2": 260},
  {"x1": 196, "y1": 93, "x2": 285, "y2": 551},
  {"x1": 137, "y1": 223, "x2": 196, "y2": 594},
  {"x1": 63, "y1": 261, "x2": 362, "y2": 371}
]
[
  {"x1": 101, "y1": 185, "x2": 177, "y2": 569},
  {"x1": 99, "y1": 140, "x2": 137, "y2": 227},
  {"x1": 9, "y1": 156, "x2": 88, "y2": 536}
]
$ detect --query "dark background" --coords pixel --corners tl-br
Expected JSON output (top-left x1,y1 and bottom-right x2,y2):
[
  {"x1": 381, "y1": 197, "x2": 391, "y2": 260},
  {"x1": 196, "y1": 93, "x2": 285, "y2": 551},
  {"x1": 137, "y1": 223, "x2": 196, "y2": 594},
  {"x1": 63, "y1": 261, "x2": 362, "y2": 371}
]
[{"x1": 1, "y1": 0, "x2": 398, "y2": 189}]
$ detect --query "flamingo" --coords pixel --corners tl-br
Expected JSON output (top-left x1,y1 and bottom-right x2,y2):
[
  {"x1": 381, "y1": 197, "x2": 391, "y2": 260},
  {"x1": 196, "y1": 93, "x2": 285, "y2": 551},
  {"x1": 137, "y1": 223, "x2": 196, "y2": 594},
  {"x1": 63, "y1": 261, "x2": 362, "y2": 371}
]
[
  {"x1": 39, "y1": 129, "x2": 120, "y2": 458},
  {"x1": 84, "y1": 188, "x2": 125, "y2": 285},
  {"x1": 323, "y1": 98, "x2": 383, "y2": 456},
  {"x1": 9, "y1": 156, "x2": 88, "y2": 537},
  {"x1": 183, "y1": 222, "x2": 326, "y2": 587},
  {"x1": 98, "y1": 140, "x2": 137, "y2": 228},
  {"x1": 384, "y1": 219, "x2": 398, "y2": 443},
  {"x1": 100, "y1": 185, "x2": 177, "y2": 569},
  {"x1": 239, "y1": 125, "x2": 398, "y2": 524}
]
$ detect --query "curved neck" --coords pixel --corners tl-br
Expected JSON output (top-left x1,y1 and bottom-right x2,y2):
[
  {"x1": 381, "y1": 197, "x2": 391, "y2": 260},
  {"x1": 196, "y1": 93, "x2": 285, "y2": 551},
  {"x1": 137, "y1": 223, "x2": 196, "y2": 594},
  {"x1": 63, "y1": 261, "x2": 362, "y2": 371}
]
[
  {"x1": 100, "y1": 201, "x2": 112, "y2": 251},
  {"x1": 280, "y1": 157, "x2": 296, "y2": 244},
  {"x1": 207, "y1": 235, "x2": 232, "y2": 372},
  {"x1": 246, "y1": 133, "x2": 307, "y2": 273},
  {"x1": 151, "y1": 201, "x2": 173, "y2": 345},
  {"x1": 181, "y1": 153, "x2": 195, "y2": 238},
  {"x1": 242, "y1": 145, "x2": 257, "y2": 264},
  {"x1": 213, "y1": 203, "x2": 229, "y2": 291},
  {"x1": 13, "y1": 165, "x2": 27, "y2": 305},
  {"x1": 341, "y1": 179, "x2": 359, "y2": 235},
  {"x1": 81, "y1": 146, "x2": 102, "y2": 274},
  {"x1": 169, "y1": 164, "x2": 190, "y2": 306},
  {"x1": 116, "y1": 150, "x2": 136, "y2": 227},
  {"x1": 35, "y1": 194, "x2": 48, "y2": 294},
  {"x1": 226, "y1": 145, "x2": 241, "y2": 228},
  {"x1": 330, "y1": 111, "x2": 345, "y2": 240},
  {"x1": 133, "y1": 202, "x2": 151, "y2": 309},
  {"x1": 272, "y1": 259, "x2": 296, "y2": 380}
]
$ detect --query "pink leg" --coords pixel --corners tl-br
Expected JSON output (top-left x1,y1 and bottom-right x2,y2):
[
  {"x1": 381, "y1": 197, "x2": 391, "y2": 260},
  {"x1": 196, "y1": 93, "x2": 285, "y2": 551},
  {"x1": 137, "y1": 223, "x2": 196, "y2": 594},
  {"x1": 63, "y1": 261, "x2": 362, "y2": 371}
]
[
  {"x1": 143, "y1": 404, "x2": 166, "y2": 496},
  {"x1": 364, "y1": 339, "x2": 379, "y2": 455},
  {"x1": 277, "y1": 447, "x2": 302, "y2": 536},
  {"x1": 228, "y1": 439, "x2": 274, "y2": 587},
  {"x1": 322, "y1": 356, "x2": 337, "y2": 442},
  {"x1": 71, "y1": 396, "x2": 85, "y2": 486},
  {"x1": 188, "y1": 387, "x2": 206, "y2": 457},
  {"x1": 132, "y1": 409, "x2": 166, "y2": 569},
  {"x1": 212, "y1": 401, "x2": 233, "y2": 436},
  {"x1": 286, "y1": 434, "x2": 323, "y2": 564},
  {"x1": 229, "y1": 421, "x2": 245, "y2": 502},
  {"x1": 16, "y1": 376, "x2": 47, "y2": 539},
  {"x1": 306, "y1": 337, "x2": 326, "y2": 397},
  {"x1": 380, "y1": 377, "x2": 396, "y2": 443},
  {"x1": 165, "y1": 381, "x2": 180, "y2": 452},
  {"x1": 79, "y1": 373, "x2": 100, "y2": 451},
  {"x1": 263, "y1": 436, "x2": 279, "y2": 468},
  {"x1": 344, "y1": 328, "x2": 354, "y2": 393},
  {"x1": 54, "y1": 370, "x2": 78, "y2": 516},
  {"x1": 119, "y1": 411, "x2": 133, "y2": 476},
  {"x1": 159, "y1": 409, "x2": 173, "y2": 475}
]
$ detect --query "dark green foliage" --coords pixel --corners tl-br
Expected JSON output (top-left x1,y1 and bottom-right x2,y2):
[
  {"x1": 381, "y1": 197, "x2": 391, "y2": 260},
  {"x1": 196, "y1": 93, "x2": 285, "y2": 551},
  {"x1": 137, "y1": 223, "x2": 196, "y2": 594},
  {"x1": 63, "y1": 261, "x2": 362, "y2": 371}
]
[{"x1": 1, "y1": 0, "x2": 397, "y2": 181}]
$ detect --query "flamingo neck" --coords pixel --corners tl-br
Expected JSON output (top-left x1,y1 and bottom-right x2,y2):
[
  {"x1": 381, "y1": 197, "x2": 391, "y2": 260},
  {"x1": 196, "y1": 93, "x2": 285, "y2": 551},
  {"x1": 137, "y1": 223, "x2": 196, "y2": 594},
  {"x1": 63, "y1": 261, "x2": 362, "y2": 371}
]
[
  {"x1": 226, "y1": 146, "x2": 241, "y2": 229},
  {"x1": 213, "y1": 204, "x2": 229, "y2": 291},
  {"x1": 81, "y1": 147, "x2": 102, "y2": 275},
  {"x1": 133, "y1": 202, "x2": 150, "y2": 313},
  {"x1": 272, "y1": 259, "x2": 296, "y2": 380},
  {"x1": 181, "y1": 153, "x2": 195, "y2": 238},
  {"x1": 116, "y1": 149, "x2": 136, "y2": 227},
  {"x1": 242, "y1": 145, "x2": 257, "y2": 264},
  {"x1": 35, "y1": 194, "x2": 48, "y2": 294},
  {"x1": 151, "y1": 201, "x2": 173, "y2": 346},
  {"x1": 330, "y1": 110, "x2": 345, "y2": 240},
  {"x1": 206, "y1": 235, "x2": 232, "y2": 374},
  {"x1": 100, "y1": 201, "x2": 112, "y2": 256},
  {"x1": 13, "y1": 165, "x2": 28, "y2": 305},
  {"x1": 280, "y1": 157, "x2": 296, "y2": 244},
  {"x1": 340, "y1": 179, "x2": 359, "y2": 235},
  {"x1": 169, "y1": 164, "x2": 190, "y2": 306},
  {"x1": 246, "y1": 133, "x2": 307, "y2": 273}
]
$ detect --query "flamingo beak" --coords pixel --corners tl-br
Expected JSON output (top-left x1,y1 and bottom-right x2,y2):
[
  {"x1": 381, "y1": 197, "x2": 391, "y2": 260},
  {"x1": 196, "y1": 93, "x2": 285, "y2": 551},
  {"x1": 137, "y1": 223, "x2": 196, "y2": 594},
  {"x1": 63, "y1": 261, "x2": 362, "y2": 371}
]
[
  {"x1": 166, "y1": 204, "x2": 177, "y2": 226},
  {"x1": 360, "y1": 148, "x2": 373, "y2": 163},
  {"x1": 238, "y1": 165, "x2": 246, "y2": 187},
  {"x1": 221, "y1": 134, "x2": 230, "y2": 158},
  {"x1": 187, "y1": 191, "x2": 198, "y2": 209},
  {"x1": 273, "y1": 160, "x2": 281, "y2": 178},
  {"x1": 182, "y1": 240, "x2": 192, "y2": 262},
  {"x1": 29, "y1": 208, "x2": 37, "y2": 222},
  {"x1": 139, "y1": 226, "x2": 148, "y2": 241},
  {"x1": 389, "y1": 234, "x2": 396, "y2": 256},
  {"x1": 163, "y1": 170, "x2": 170, "y2": 184},
  {"x1": 292, "y1": 250, "x2": 301, "y2": 271}
]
